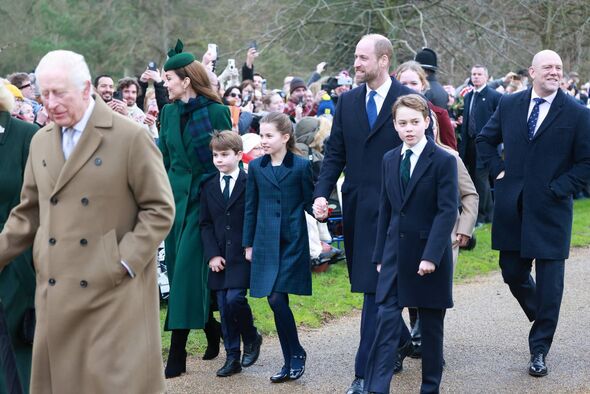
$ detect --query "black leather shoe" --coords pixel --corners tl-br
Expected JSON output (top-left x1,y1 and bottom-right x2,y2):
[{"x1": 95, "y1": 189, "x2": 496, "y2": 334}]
[
  {"x1": 528, "y1": 353, "x2": 548, "y2": 377},
  {"x1": 270, "y1": 365, "x2": 290, "y2": 383},
  {"x1": 216, "y1": 357, "x2": 242, "y2": 377},
  {"x1": 346, "y1": 377, "x2": 364, "y2": 394},
  {"x1": 393, "y1": 339, "x2": 414, "y2": 374},
  {"x1": 242, "y1": 331, "x2": 263, "y2": 367},
  {"x1": 289, "y1": 350, "x2": 307, "y2": 380}
]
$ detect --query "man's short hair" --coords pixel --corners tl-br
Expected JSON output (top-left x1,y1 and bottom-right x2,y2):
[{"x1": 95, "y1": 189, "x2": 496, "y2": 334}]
[
  {"x1": 209, "y1": 130, "x2": 243, "y2": 154},
  {"x1": 6, "y1": 72, "x2": 30, "y2": 89},
  {"x1": 94, "y1": 74, "x2": 113, "y2": 88},
  {"x1": 362, "y1": 34, "x2": 393, "y2": 65},
  {"x1": 117, "y1": 77, "x2": 141, "y2": 96},
  {"x1": 36, "y1": 50, "x2": 91, "y2": 92},
  {"x1": 471, "y1": 64, "x2": 489, "y2": 74},
  {"x1": 392, "y1": 94, "x2": 430, "y2": 120}
]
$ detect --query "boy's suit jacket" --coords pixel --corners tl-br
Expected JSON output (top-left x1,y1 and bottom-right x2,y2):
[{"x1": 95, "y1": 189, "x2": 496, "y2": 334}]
[
  {"x1": 372, "y1": 138, "x2": 458, "y2": 308},
  {"x1": 200, "y1": 169, "x2": 250, "y2": 290}
]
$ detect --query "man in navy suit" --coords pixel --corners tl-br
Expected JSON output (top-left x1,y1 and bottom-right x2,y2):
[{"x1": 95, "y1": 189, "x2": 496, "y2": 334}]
[
  {"x1": 459, "y1": 65, "x2": 501, "y2": 225},
  {"x1": 477, "y1": 50, "x2": 590, "y2": 377},
  {"x1": 313, "y1": 34, "x2": 416, "y2": 394},
  {"x1": 365, "y1": 94, "x2": 458, "y2": 394}
]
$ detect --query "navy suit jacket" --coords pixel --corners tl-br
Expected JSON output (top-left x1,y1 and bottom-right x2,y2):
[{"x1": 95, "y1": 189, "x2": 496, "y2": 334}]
[
  {"x1": 314, "y1": 77, "x2": 416, "y2": 293},
  {"x1": 199, "y1": 169, "x2": 250, "y2": 290},
  {"x1": 243, "y1": 151, "x2": 314, "y2": 297},
  {"x1": 459, "y1": 86, "x2": 502, "y2": 167},
  {"x1": 372, "y1": 138, "x2": 458, "y2": 308},
  {"x1": 476, "y1": 88, "x2": 590, "y2": 259}
]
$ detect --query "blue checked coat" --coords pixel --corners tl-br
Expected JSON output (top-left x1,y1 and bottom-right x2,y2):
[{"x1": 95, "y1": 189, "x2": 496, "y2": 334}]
[{"x1": 243, "y1": 151, "x2": 314, "y2": 297}]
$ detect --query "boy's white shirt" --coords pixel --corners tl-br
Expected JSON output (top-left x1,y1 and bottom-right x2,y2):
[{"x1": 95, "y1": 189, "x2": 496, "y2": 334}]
[{"x1": 401, "y1": 135, "x2": 428, "y2": 176}]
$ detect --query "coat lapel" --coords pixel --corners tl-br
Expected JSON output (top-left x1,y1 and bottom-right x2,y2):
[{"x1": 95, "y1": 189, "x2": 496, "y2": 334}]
[
  {"x1": 226, "y1": 170, "x2": 246, "y2": 209},
  {"x1": 368, "y1": 78, "x2": 398, "y2": 140},
  {"x1": 390, "y1": 147, "x2": 403, "y2": 204},
  {"x1": 533, "y1": 89, "x2": 565, "y2": 140},
  {"x1": 52, "y1": 98, "x2": 109, "y2": 196},
  {"x1": 259, "y1": 154, "x2": 280, "y2": 188},
  {"x1": 355, "y1": 85, "x2": 371, "y2": 135},
  {"x1": 45, "y1": 123, "x2": 66, "y2": 186},
  {"x1": 518, "y1": 89, "x2": 533, "y2": 142},
  {"x1": 401, "y1": 139, "x2": 434, "y2": 208}
]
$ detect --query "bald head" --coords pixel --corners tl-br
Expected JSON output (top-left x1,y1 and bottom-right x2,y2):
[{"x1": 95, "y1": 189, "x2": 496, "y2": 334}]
[
  {"x1": 529, "y1": 50, "x2": 563, "y2": 97},
  {"x1": 354, "y1": 34, "x2": 393, "y2": 89}
]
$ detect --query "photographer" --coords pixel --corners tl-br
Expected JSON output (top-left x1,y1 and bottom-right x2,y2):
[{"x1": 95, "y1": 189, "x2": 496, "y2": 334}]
[
  {"x1": 94, "y1": 74, "x2": 127, "y2": 115},
  {"x1": 137, "y1": 64, "x2": 169, "y2": 112},
  {"x1": 283, "y1": 78, "x2": 317, "y2": 122}
]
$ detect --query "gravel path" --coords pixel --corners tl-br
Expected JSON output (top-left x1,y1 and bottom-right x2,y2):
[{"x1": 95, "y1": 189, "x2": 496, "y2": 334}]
[{"x1": 166, "y1": 247, "x2": 590, "y2": 393}]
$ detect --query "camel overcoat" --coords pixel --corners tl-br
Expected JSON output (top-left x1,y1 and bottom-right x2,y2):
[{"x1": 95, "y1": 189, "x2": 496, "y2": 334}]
[{"x1": 0, "y1": 97, "x2": 175, "y2": 394}]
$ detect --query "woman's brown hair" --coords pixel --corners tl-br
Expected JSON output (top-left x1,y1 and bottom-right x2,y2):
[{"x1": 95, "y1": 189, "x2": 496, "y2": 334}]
[
  {"x1": 173, "y1": 61, "x2": 222, "y2": 104},
  {"x1": 259, "y1": 112, "x2": 302, "y2": 155}
]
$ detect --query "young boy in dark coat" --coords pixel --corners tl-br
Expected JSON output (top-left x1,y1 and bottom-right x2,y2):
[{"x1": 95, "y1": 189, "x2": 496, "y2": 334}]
[
  {"x1": 200, "y1": 131, "x2": 262, "y2": 377},
  {"x1": 364, "y1": 94, "x2": 458, "y2": 394}
]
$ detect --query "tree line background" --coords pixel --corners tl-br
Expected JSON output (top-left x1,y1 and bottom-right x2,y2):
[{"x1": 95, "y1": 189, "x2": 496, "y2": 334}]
[{"x1": 2, "y1": 0, "x2": 590, "y2": 88}]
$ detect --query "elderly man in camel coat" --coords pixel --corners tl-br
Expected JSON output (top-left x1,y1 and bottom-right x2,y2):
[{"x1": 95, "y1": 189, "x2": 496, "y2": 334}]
[{"x1": 0, "y1": 50, "x2": 175, "y2": 393}]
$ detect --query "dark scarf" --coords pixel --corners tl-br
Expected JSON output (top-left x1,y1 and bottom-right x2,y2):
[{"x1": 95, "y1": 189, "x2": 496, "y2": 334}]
[{"x1": 179, "y1": 96, "x2": 217, "y2": 170}]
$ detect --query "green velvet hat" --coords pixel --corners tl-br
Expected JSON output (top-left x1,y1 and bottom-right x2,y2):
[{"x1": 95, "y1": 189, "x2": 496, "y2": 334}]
[{"x1": 163, "y1": 39, "x2": 195, "y2": 71}]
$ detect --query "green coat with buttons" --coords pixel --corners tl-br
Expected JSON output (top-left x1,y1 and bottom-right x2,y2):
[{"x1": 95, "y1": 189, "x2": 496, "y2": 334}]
[
  {"x1": 159, "y1": 99, "x2": 231, "y2": 329},
  {"x1": 0, "y1": 111, "x2": 38, "y2": 394}
]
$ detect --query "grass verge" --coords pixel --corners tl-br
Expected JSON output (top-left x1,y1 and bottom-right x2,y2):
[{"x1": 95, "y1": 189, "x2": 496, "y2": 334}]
[{"x1": 161, "y1": 199, "x2": 590, "y2": 356}]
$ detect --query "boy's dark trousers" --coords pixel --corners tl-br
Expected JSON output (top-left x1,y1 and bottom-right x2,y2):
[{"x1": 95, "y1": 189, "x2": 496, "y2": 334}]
[
  {"x1": 365, "y1": 280, "x2": 445, "y2": 394},
  {"x1": 215, "y1": 288, "x2": 257, "y2": 358}
]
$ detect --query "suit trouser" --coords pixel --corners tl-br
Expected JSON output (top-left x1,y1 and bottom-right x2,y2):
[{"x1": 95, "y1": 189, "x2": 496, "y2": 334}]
[
  {"x1": 464, "y1": 136, "x2": 493, "y2": 223},
  {"x1": 215, "y1": 288, "x2": 257, "y2": 359},
  {"x1": 365, "y1": 289, "x2": 444, "y2": 394},
  {"x1": 499, "y1": 251, "x2": 565, "y2": 355}
]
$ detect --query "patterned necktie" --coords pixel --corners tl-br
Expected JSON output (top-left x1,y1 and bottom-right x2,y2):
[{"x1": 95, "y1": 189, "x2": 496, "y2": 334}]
[
  {"x1": 528, "y1": 97, "x2": 546, "y2": 140},
  {"x1": 63, "y1": 128, "x2": 76, "y2": 160},
  {"x1": 468, "y1": 91, "x2": 478, "y2": 137},
  {"x1": 222, "y1": 175, "x2": 232, "y2": 201},
  {"x1": 400, "y1": 149, "x2": 413, "y2": 193},
  {"x1": 366, "y1": 90, "x2": 378, "y2": 129}
]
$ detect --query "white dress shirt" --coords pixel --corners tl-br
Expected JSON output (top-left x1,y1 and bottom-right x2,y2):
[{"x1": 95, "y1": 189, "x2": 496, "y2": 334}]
[
  {"x1": 219, "y1": 167, "x2": 241, "y2": 198},
  {"x1": 401, "y1": 135, "x2": 428, "y2": 177},
  {"x1": 528, "y1": 89, "x2": 557, "y2": 135},
  {"x1": 365, "y1": 78, "x2": 392, "y2": 116},
  {"x1": 61, "y1": 98, "x2": 95, "y2": 159}
]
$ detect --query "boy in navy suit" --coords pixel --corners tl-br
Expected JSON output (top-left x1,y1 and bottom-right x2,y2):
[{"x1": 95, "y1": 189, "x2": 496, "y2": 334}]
[
  {"x1": 200, "y1": 131, "x2": 262, "y2": 377},
  {"x1": 365, "y1": 94, "x2": 458, "y2": 393}
]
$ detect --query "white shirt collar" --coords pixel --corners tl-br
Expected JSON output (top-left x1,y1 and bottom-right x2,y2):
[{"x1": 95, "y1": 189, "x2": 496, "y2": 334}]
[
  {"x1": 473, "y1": 85, "x2": 486, "y2": 94},
  {"x1": 401, "y1": 135, "x2": 428, "y2": 157},
  {"x1": 366, "y1": 77, "x2": 392, "y2": 100},
  {"x1": 220, "y1": 167, "x2": 240, "y2": 181},
  {"x1": 61, "y1": 97, "x2": 95, "y2": 134},
  {"x1": 531, "y1": 88, "x2": 557, "y2": 105}
]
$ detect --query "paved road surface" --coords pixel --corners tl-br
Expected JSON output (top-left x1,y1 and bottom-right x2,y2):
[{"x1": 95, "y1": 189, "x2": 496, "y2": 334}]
[{"x1": 166, "y1": 247, "x2": 590, "y2": 393}]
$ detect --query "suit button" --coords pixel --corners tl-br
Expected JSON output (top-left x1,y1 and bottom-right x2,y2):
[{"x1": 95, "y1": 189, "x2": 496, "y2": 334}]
[
  {"x1": 94, "y1": 158, "x2": 102, "y2": 166},
  {"x1": 400, "y1": 233, "x2": 405, "y2": 238},
  {"x1": 80, "y1": 239, "x2": 88, "y2": 246},
  {"x1": 49, "y1": 238, "x2": 56, "y2": 245},
  {"x1": 48, "y1": 278, "x2": 56, "y2": 286},
  {"x1": 80, "y1": 280, "x2": 88, "y2": 288},
  {"x1": 400, "y1": 211, "x2": 405, "y2": 217},
  {"x1": 225, "y1": 225, "x2": 231, "y2": 230},
  {"x1": 226, "y1": 212, "x2": 230, "y2": 216},
  {"x1": 50, "y1": 196, "x2": 58, "y2": 205},
  {"x1": 81, "y1": 197, "x2": 89, "y2": 206},
  {"x1": 226, "y1": 240, "x2": 232, "y2": 246}
]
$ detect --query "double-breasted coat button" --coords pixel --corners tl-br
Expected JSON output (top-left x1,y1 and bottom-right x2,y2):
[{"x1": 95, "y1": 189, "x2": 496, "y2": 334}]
[
  {"x1": 81, "y1": 197, "x2": 89, "y2": 206},
  {"x1": 80, "y1": 239, "x2": 88, "y2": 246},
  {"x1": 42, "y1": 160, "x2": 47, "y2": 167},
  {"x1": 94, "y1": 158, "x2": 102, "y2": 166},
  {"x1": 226, "y1": 212, "x2": 230, "y2": 216},
  {"x1": 226, "y1": 240, "x2": 232, "y2": 246},
  {"x1": 49, "y1": 238, "x2": 56, "y2": 245},
  {"x1": 50, "y1": 196, "x2": 58, "y2": 205},
  {"x1": 400, "y1": 233, "x2": 405, "y2": 238},
  {"x1": 48, "y1": 278, "x2": 56, "y2": 285},
  {"x1": 225, "y1": 225, "x2": 231, "y2": 230},
  {"x1": 80, "y1": 280, "x2": 88, "y2": 288}
]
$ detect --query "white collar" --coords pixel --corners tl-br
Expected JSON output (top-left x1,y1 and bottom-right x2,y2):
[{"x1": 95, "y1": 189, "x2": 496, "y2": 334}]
[
  {"x1": 61, "y1": 97, "x2": 95, "y2": 134},
  {"x1": 366, "y1": 77, "x2": 392, "y2": 99},
  {"x1": 531, "y1": 88, "x2": 557, "y2": 105},
  {"x1": 401, "y1": 135, "x2": 428, "y2": 157},
  {"x1": 220, "y1": 167, "x2": 240, "y2": 181},
  {"x1": 473, "y1": 85, "x2": 486, "y2": 93}
]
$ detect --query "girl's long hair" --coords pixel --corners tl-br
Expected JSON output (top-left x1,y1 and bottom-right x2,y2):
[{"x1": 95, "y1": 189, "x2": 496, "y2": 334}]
[{"x1": 259, "y1": 112, "x2": 302, "y2": 155}]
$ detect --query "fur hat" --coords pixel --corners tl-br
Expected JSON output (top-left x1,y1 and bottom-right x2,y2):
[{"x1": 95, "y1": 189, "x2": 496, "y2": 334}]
[{"x1": 415, "y1": 48, "x2": 438, "y2": 71}]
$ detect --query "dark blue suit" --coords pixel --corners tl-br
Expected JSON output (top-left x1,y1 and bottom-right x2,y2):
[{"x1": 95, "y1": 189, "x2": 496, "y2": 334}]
[
  {"x1": 200, "y1": 170, "x2": 257, "y2": 357},
  {"x1": 476, "y1": 88, "x2": 590, "y2": 356},
  {"x1": 459, "y1": 85, "x2": 502, "y2": 223},
  {"x1": 313, "y1": 78, "x2": 416, "y2": 378},
  {"x1": 365, "y1": 138, "x2": 457, "y2": 394}
]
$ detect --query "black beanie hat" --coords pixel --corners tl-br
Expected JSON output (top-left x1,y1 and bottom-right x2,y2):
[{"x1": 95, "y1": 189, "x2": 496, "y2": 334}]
[{"x1": 290, "y1": 77, "x2": 307, "y2": 94}]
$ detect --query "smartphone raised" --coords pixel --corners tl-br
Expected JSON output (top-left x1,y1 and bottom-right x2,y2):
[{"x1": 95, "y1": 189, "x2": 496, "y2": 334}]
[
  {"x1": 147, "y1": 61, "x2": 158, "y2": 71},
  {"x1": 228, "y1": 59, "x2": 236, "y2": 70}
]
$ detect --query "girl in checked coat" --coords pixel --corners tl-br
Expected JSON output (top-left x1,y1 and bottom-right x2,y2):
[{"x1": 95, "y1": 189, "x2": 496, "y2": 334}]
[{"x1": 243, "y1": 112, "x2": 314, "y2": 383}]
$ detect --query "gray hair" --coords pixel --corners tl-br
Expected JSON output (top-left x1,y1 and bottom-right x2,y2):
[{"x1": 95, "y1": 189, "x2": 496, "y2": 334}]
[{"x1": 35, "y1": 50, "x2": 91, "y2": 91}]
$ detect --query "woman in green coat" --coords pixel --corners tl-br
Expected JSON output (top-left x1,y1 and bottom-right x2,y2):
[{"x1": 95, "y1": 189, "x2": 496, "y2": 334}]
[
  {"x1": 0, "y1": 82, "x2": 38, "y2": 393},
  {"x1": 159, "y1": 41, "x2": 232, "y2": 378}
]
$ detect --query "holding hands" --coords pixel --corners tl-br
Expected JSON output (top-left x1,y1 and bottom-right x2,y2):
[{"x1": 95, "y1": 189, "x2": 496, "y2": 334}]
[{"x1": 313, "y1": 197, "x2": 329, "y2": 220}]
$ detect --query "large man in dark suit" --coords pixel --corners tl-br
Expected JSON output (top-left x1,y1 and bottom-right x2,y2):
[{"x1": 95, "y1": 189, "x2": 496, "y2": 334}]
[
  {"x1": 313, "y1": 34, "x2": 416, "y2": 394},
  {"x1": 476, "y1": 50, "x2": 590, "y2": 377},
  {"x1": 459, "y1": 65, "x2": 502, "y2": 225}
]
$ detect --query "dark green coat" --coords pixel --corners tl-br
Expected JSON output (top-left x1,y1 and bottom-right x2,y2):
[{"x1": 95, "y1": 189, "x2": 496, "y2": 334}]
[
  {"x1": 159, "y1": 100, "x2": 231, "y2": 329},
  {"x1": 0, "y1": 111, "x2": 38, "y2": 394}
]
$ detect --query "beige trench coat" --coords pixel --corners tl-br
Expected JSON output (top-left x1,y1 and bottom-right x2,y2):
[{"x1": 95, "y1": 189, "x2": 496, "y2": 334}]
[{"x1": 0, "y1": 97, "x2": 175, "y2": 393}]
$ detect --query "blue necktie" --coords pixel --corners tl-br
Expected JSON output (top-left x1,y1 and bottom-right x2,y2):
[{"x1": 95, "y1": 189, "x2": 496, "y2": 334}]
[
  {"x1": 222, "y1": 175, "x2": 232, "y2": 201},
  {"x1": 366, "y1": 90, "x2": 378, "y2": 129},
  {"x1": 528, "y1": 97, "x2": 545, "y2": 140}
]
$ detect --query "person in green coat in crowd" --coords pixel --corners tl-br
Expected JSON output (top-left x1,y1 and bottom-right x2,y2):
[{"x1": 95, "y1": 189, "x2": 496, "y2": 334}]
[
  {"x1": 0, "y1": 81, "x2": 38, "y2": 393},
  {"x1": 159, "y1": 40, "x2": 233, "y2": 378}
]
